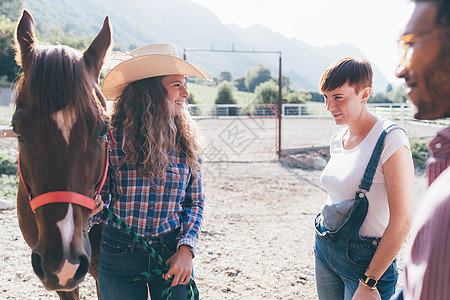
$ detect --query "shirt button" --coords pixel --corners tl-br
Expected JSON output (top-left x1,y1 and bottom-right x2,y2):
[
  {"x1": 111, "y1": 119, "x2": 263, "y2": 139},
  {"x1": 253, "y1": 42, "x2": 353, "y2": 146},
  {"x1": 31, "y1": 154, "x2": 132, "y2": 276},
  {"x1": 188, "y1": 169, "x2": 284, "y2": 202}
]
[
  {"x1": 372, "y1": 240, "x2": 378, "y2": 246},
  {"x1": 359, "y1": 192, "x2": 365, "y2": 198},
  {"x1": 149, "y1": 206, "x2": 153, "y2": 210},
  {"x1": 435, "y1": 143, "x2": 442, "y2": 149}
]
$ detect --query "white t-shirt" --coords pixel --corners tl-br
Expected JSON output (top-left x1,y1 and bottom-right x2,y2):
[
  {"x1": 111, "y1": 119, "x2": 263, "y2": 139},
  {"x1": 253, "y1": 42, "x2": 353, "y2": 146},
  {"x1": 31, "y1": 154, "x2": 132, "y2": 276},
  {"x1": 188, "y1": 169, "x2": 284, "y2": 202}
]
[{"x1": 320, "y1": 118, "x2": 410, "y2": 237}]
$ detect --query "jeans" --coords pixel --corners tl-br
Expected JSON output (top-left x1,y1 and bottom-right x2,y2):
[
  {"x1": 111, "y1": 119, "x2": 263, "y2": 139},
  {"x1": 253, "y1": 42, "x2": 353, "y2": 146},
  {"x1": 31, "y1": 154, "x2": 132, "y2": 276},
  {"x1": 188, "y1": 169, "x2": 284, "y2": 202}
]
[
  {"x1": 98, "y1": 224, "x2": 188, "y2": 300},
  {"x1": 314, "y1": 231, "x2": 398, "y2": 300}
]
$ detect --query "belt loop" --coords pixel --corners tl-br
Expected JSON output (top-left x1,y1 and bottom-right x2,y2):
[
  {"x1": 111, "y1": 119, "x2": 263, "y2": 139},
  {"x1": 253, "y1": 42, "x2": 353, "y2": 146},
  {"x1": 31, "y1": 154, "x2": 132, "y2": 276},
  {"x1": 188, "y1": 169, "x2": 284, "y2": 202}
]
[
  {"x1": 345, "y1": 237, "x2": 351, "y2": 249},
  {"x1": 159, "y1": 233, "x2": 166, "y2": 251}
]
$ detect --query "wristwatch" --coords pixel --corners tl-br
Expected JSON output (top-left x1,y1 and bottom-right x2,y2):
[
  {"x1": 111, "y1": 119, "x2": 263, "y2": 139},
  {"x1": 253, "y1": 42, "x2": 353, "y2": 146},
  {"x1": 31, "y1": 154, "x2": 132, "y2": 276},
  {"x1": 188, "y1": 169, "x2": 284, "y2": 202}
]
[{"x1": 360, "y1": 274, "x2": 378, "y2": 289}]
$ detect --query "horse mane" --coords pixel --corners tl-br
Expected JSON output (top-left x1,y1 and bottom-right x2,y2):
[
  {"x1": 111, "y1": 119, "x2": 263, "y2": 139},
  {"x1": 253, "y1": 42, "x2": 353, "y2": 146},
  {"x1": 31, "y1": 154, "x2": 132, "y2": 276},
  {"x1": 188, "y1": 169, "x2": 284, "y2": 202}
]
[{"x1": 15, "y1": 43, "x2": 107, "y2": 148}]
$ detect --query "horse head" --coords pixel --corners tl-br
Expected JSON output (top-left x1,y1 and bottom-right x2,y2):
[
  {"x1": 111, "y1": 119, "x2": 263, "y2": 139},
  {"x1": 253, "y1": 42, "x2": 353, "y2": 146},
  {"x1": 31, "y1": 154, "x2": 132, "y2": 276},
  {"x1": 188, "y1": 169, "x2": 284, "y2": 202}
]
[{"x1": 12, "y1": 10, "x2": 112, "y2": 291}]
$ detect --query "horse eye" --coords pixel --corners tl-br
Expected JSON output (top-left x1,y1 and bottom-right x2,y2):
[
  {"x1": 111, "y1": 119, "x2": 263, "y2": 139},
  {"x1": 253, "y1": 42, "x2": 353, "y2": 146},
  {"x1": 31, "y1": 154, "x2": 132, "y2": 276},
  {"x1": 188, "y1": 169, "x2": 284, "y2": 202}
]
[
  {"x1": 11, "y1": 123, "x2": 23, "y2": 142},
  {"x1": 98, "y1": 122, "x2": 108, "y2": 139}
]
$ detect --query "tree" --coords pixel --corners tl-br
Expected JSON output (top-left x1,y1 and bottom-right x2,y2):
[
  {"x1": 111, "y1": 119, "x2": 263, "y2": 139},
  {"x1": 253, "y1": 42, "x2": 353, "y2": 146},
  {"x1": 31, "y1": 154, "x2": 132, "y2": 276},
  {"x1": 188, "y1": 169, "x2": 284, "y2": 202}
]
[
  {"x1": 0, "y1": 16, "x2": 20, "y2": 82},
  {"x1": 234, "y1": 76, "x2": 247, "y2": 92},
  {"x1": 309, "y1": 91, "x2": 324, "y2": 102},
  {"x1": 386, "y1": 84, "x2": 407, "y2": 103},
  {"x1": 187, "y1": 91, "x2": 201, "y2": 116},
  {"x1": 286, "y1": 90, "x2": 311, "y2": 104},
  {"x1": 370, "y1": 92, "x2": 392, "y2": 103},
  {"x1": 47, "y1": 28, "x2": 91, "y2": 50},
  {"x1": 187, "y1": 92, "x2": 198, "y2": 105},
  {"x1": 245, "y1": 64, "x2": 272, "y2": 92},
  {"x1": 215, "y1": 81, "x2": 237, "y2": 116},
  {"x1": 281, "y1": 75, "x2": 291, "y2": 91},
  {"x1": 254, "y1": 80, "x2": 278, "y2": 104},
  {"x1": 0, "y1": 0, "x2": 23, "y2": 21},
  {"x1": 219, "y1": 71, "x2": 233, "y2": 82},
  {"x1": 386, "y1": 83, "x2": 393, "y2": 93},
  {"x1": 215, "y1": 81, "x2": 237, "y2": 105}
]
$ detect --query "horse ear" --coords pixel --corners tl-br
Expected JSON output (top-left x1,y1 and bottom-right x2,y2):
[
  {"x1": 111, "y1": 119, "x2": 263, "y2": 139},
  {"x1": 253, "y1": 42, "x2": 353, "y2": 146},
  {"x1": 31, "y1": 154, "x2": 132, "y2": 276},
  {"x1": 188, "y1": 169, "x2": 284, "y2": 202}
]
[
  {"x1": 84, "y1": 16, "x2": 112, "y2": 80},
  {"x1": 15, "y1": 9, "x2": 37, "y2": 69}
]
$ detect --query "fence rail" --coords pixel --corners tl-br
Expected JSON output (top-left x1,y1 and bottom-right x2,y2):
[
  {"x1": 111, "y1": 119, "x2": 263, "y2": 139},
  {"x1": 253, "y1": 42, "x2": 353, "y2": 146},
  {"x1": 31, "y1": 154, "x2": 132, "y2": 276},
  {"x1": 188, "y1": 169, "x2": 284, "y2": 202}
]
[
  {"x1": 1, "y1": 103, "x2": 448, "y2": 162},
  {"x1": 190, "y1": 104, "x2": 277, "y2": 118},
  {"x1": 188, "y1": 102, "x2": 450, "y2": 127}
]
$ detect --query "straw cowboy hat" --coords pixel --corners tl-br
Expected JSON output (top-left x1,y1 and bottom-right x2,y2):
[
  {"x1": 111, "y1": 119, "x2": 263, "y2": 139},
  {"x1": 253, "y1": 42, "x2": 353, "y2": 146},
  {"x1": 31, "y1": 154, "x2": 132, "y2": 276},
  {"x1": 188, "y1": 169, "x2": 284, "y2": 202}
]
[{"x1": 101, "y1": 43, "x2": 212, "y2": 99}]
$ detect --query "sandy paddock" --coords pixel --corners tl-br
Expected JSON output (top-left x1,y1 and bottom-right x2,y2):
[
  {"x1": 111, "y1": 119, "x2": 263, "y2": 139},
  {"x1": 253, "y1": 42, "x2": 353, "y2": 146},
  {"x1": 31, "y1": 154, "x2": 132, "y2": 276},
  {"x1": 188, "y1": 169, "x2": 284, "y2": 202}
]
[{"x1": 0, "y1": 118, "x2": 433, "y2": 299}]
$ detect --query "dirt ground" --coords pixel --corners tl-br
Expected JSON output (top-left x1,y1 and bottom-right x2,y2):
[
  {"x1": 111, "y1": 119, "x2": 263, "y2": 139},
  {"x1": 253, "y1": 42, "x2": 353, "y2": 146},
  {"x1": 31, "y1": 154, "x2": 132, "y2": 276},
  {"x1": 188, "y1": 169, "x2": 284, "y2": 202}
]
[
  {"x1": 0, "y1": 87, "x2": 442, "y2": 299},
  {"x1": 0, "y1": 114, "x2": 434, "y2": 299},
  {"x1": 0, "y1": 144, "x2": 429, "y2": 299}
]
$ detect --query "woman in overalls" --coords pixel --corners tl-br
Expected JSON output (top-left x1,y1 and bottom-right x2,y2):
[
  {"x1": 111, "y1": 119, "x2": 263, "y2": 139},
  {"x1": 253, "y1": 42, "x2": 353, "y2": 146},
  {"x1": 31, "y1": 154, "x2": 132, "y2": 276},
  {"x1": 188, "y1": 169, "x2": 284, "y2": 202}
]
[{"x1": 314, "y1": 58, "x2": 414, "y2": 300}]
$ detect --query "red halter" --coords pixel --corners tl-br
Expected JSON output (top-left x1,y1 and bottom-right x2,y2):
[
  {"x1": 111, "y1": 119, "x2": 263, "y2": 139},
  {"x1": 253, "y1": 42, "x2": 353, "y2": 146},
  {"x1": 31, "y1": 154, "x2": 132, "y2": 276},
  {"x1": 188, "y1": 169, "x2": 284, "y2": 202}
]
[{"x1": 18, "y1": 131, "x2": 113, "y2": 212}]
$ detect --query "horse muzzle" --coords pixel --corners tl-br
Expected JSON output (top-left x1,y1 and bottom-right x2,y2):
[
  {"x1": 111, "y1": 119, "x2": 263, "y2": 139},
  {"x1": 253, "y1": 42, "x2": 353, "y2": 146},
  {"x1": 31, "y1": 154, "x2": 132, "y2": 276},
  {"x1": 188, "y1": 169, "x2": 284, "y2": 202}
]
[
  {"x1": 32, "y1": 251, "x2": 90, "y2": 291},
  {"x1": 31, "y1": 204, "x2": 92, "y2": 291}
]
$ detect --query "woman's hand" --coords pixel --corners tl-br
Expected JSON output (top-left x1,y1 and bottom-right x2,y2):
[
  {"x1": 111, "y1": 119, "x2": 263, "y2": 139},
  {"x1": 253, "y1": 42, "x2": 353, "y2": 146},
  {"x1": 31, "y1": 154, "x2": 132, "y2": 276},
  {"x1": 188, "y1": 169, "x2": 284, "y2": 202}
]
[
  {"x1": 163, "y1": 245, "x2": 193, "y2": 286},
  {"x1": 351, "y1": 281, "x2": 381, "y2": 300}
]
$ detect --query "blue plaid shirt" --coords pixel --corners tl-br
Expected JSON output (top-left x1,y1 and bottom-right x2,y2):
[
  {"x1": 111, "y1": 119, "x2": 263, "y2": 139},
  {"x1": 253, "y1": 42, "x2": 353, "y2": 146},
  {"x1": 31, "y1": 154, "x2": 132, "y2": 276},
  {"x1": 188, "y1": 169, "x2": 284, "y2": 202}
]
[{"x1": 101, "y1": 128, "x2": 205, "y2": 253}]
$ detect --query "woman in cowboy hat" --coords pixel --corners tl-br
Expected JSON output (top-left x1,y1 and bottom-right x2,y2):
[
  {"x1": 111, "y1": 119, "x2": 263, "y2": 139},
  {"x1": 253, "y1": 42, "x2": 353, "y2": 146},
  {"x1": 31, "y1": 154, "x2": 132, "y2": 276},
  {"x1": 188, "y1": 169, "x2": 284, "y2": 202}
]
[{"x1": 97, "y1": 43, "x2": 211, "y2": 299}]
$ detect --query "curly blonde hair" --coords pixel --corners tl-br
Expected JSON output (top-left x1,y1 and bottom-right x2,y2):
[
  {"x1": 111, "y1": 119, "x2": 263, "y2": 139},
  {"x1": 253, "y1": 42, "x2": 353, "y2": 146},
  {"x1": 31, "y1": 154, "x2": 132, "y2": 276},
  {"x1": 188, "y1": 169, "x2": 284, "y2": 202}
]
[{"x1": 111, "y1": 76, "x2": 203, "y2": 180}]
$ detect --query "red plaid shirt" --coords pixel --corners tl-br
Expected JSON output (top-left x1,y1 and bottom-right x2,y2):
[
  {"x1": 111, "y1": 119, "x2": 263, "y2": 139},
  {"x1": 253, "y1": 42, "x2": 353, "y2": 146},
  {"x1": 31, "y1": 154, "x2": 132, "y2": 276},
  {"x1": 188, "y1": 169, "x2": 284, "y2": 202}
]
[{"x1": 101, "y1": 128, "x2": 205, "y2": 253}]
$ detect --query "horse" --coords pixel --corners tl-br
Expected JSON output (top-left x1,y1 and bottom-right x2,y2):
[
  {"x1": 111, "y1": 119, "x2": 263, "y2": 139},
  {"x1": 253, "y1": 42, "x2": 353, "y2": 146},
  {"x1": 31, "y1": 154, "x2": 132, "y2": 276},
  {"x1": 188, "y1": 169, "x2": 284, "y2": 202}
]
[{"x1": 12, "y1": 9, "x2": 111, "y2": 299}]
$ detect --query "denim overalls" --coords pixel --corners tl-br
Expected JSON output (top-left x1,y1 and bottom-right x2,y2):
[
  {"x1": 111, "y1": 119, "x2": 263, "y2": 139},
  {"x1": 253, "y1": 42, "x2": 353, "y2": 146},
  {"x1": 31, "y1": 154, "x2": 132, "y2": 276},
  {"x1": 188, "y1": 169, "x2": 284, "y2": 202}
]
[{"x1": 314, "y1": 125, "x2": 400, "y2": 300}]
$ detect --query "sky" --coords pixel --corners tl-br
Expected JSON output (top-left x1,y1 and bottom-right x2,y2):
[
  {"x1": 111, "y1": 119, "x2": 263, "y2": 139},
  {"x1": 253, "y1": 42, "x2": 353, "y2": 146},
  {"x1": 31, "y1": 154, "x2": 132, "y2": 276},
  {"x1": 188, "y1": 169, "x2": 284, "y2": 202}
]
[{"x1": 189, "y1": 0, "x2": 413, "y2": 86}]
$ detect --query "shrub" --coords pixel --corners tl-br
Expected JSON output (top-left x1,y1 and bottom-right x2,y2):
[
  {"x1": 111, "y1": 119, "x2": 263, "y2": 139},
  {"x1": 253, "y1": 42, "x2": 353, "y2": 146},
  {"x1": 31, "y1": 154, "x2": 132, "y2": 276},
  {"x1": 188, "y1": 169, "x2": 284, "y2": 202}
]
[
  {"x1": 410, "y1": 139, "x2": 431, "y2": 170},
  {"x1": 0, "y1": 174, "x2": 18, "y2": 198},
  {"x1": 215, "y1": 82, "x2": 238, "y2": 116},
  {"x1": 215, "y1": 81, "x2": 237, "y2": 105},
  {"x1": 0, "y1": 154, "x2": 17, "y2": 175}
]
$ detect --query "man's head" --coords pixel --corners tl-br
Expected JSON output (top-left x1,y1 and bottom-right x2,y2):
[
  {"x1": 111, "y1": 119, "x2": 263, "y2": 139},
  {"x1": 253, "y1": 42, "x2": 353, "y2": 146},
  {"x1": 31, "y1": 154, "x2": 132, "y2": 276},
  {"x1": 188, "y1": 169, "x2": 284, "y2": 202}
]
[
  {"x1": 319, "y1": 57, "x2": 373, "y2": 94},
  {"x1": 396, "y1": 0, "x2": 450, "y2": 120}
]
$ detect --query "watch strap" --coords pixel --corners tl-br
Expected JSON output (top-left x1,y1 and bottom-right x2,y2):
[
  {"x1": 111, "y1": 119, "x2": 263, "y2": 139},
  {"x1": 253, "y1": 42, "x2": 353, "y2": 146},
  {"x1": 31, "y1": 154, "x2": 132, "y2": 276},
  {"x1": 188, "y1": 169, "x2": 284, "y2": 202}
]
[{"x1": 360, "y1": 274, "x2": 378, "y2": 289}]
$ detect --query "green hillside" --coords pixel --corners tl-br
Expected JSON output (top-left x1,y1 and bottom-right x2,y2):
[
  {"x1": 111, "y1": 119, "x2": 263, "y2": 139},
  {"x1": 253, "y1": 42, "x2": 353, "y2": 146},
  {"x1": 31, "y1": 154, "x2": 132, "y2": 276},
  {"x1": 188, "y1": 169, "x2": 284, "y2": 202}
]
[
  {"x1": 187, "y1": 83, "x2": 255, "y2": 106},
  {"x1": 14, "y1": 0, "x2": 390, "y2": 91}
]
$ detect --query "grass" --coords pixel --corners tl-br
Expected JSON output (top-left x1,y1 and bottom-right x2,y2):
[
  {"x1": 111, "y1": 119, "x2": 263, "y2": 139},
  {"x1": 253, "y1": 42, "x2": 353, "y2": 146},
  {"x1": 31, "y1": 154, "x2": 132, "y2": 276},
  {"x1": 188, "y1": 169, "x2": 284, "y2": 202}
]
[
  {"x1": 0, "y1": 104, "x2": 14, "y2": 126},
  {"x1": 0, "y1": 154, "x2": 17, "y2": 175},
  {"x1": 187, "y1": 83, "x2": 256, "y2": 105},
  {"x1": 0, "y1": 153, "x2": 18, "y2": 199},
  {"x1": 0, "y1": 174, "x2": 18, "y2": 199},
  {"x1": 410, "y1": 138, "x2": 432, "y2": 170}
]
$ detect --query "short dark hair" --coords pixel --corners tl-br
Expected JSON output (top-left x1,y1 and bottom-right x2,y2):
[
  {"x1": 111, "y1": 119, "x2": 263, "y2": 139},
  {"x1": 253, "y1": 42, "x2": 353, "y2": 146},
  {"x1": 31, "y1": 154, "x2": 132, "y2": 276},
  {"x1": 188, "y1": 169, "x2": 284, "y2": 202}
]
[
  {"x1": 319, "y1": 57, "x2": 373, "y2": 93},
  {"x1": 414, "y1": 0, "x2": 450, "y2": 27}
]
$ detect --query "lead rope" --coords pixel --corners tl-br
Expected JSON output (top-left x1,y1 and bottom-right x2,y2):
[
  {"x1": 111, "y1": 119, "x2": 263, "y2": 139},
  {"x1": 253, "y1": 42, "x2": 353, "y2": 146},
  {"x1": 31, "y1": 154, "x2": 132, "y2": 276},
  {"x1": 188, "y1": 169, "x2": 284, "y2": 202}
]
[{"x1": 102, "y1": 207, "x2": 199, "y2": 300}]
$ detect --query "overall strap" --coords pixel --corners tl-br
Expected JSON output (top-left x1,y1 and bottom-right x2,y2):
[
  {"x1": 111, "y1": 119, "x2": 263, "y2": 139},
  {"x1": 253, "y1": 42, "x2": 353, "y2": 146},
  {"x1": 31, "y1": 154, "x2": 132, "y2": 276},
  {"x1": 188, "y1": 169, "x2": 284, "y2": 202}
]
[
  {"x1": 343, "y1": 124, "x2": 404, "y2": 239},
  {"x1": 358, "y1": 124, "x2": 402, "y2": 192}
]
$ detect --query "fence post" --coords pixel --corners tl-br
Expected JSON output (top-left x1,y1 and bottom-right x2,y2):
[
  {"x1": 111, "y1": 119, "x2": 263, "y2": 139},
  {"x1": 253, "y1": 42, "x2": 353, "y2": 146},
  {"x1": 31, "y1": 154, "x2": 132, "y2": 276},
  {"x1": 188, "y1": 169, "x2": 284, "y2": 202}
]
[{"x1": 277, "y1": 55, "x2": 282, "y2": 159}]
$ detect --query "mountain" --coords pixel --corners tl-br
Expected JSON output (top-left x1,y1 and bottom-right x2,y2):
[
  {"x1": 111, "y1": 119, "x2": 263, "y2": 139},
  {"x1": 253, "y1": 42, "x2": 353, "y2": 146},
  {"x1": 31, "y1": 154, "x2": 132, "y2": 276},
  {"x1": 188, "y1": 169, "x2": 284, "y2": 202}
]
[{"x1": 21, "y1": 0, "x2": 390, "y2": 91}]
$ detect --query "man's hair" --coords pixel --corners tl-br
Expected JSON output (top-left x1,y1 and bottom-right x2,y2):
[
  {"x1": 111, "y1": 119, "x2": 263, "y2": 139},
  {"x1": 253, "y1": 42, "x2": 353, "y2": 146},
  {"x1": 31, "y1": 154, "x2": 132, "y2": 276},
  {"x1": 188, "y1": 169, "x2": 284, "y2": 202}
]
[
  {"x1": 415, "y1": 0, "x2": 450, "y2": 27},
  {"x1": 319, "y1": 57, "x2": 373, "y2": 93}
]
